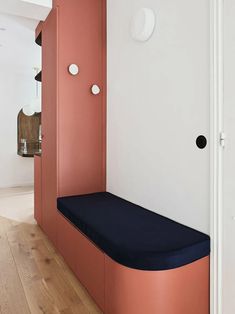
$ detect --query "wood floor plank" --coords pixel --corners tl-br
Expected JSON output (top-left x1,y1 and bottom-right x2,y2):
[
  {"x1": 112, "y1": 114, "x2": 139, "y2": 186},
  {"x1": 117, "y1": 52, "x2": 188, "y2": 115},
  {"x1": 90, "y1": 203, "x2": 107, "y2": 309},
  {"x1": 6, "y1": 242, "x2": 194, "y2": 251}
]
[
  {"x1": 0, "y1": 233, "x2": 30, "y2": 314},
  {"x1": 59, "y1": 303, "x2": 90, "y2": 314},
  {"x1": 32, "y1": 244, "x2": 90, "y2": 312},
  {"x1": 54, "y1": 256, "x2": 103, "y2": 314},
  {"x1": 20, "y1": 279, "x2": 61, "y2": 314}
]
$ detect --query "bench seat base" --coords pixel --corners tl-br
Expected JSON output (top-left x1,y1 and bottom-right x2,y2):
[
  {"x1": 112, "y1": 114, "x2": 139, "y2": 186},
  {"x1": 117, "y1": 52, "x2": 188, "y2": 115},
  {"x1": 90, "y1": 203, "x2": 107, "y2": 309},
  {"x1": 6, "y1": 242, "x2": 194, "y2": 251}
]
[
  {"x1": 105, "y1": 255, "x2": 209, "y2": 314},
  {"x1": 56, "y1": 213, "x2": 209, "y2": 314}
]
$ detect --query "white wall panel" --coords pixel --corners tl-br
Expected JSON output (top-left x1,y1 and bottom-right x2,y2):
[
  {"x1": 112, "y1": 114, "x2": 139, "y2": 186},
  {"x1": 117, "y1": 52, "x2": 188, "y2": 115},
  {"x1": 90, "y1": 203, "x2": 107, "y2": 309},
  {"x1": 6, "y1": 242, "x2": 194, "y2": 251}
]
[
  {"x1": 0, "y1": 0, "x2": 52, "y2": 21},
  {"x1": 107, "y1": 0, "x2": 210, "y2": 233},
  {"x1": 0, "y1": 13, "x2": 40, "y2": 188}
]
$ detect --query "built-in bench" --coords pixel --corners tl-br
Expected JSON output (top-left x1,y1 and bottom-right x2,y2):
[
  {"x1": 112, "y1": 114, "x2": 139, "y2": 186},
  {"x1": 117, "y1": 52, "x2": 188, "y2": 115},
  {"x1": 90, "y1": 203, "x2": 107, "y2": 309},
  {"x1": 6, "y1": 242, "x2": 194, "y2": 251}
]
[
  {"x1": 57, "y1": 192, "x2": 210, "y2": 270},
  {"x1": 57, "y1": 192, "x2": 210, "y2": 314}
]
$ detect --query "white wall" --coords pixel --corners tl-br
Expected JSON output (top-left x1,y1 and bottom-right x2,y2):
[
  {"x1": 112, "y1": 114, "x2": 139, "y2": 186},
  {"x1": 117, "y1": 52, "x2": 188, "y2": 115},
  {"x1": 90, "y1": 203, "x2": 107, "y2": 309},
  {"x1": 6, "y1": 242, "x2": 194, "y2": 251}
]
[
  {"x1": 107, "y1": 0, "x2": 210, "y2": 233},
  {"x1": 223, "y1": 0, "x2": 235, "y2": 312},
  {"x1": 0, "y1": 13, "x2": 40, "y2": 188}
]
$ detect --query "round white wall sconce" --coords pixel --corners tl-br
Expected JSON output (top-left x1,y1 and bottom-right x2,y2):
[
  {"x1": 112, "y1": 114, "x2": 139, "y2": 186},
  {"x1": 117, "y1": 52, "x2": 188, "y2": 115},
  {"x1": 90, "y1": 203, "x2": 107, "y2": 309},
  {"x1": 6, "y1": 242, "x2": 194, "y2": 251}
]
[
  {"x1": 68, "y1": 64, "x2": 79, "y2": 76},
  {"x1": 91, "y1": 84, "x2": 101, "y2": 95},
  {"x1": 131, "y1": 8, "x2": 156, "y2": 42}
]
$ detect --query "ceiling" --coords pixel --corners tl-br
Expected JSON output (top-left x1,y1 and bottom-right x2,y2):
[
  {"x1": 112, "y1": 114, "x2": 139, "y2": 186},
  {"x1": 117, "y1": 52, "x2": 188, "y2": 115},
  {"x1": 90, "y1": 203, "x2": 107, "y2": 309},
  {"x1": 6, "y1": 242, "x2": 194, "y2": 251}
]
[
  {"x1": 0, "y1": 12, "x2": 41, "y2": 68},
  {"x1": 0, "y1": 0, "x2": 52, "y2": 21}
]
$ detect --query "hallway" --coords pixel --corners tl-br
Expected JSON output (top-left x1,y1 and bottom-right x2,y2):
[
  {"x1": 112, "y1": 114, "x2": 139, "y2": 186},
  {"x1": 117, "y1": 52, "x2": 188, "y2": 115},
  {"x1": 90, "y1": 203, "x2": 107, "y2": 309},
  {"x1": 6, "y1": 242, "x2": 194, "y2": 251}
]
[{"x1": 0, "y1": 187, "x2": 101, "y2": 314}]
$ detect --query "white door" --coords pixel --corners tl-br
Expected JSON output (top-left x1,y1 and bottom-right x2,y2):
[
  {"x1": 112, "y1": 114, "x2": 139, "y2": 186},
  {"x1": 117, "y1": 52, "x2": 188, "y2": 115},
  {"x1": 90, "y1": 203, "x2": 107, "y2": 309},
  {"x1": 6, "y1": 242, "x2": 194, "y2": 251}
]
[{"x1": 222, "y1": 0, "x2": 235, "y2": 313}]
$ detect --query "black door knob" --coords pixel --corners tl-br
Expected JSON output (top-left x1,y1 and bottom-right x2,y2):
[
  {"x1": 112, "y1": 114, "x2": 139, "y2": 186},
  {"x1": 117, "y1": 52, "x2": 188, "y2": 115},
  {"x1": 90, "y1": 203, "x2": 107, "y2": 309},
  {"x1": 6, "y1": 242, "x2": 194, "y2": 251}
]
[{"x1": 196, "y1": 135, "x2": 207, "y2": 149}]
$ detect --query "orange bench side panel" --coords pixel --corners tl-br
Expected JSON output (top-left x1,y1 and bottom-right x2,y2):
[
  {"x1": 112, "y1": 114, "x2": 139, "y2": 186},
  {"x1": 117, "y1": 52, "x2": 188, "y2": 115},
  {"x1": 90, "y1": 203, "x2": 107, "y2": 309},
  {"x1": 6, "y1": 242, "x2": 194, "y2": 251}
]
[
  {"x1": 57, "y1": 213, "x2": 105, "y2": 312},
  {"x1": 74, "y1": 226, "x2": 105, "y2": 311},
  {"x1": 57, "y1": 213, "x2": 78, "y2": 273},
  {"x1": 105, "y1": 255, "x2": 210, "y2": 314}
]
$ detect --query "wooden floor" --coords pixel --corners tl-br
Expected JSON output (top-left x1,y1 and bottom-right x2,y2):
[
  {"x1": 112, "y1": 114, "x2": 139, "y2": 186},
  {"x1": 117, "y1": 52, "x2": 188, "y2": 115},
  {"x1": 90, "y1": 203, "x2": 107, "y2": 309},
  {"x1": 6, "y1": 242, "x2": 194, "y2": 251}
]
[{"x1": 0, "y1": 187, "x2": 102, "y2": 314}]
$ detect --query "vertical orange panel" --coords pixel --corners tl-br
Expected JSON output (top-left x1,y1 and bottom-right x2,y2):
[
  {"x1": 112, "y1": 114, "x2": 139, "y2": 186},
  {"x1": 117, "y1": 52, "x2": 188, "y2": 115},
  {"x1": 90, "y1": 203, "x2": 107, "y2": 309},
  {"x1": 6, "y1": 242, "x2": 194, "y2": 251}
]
[
  {"x1": 40, "y1": 2, "x2": 106, "y2": 308},
  {"x1": 34, "y1": 155, "x2": 42, "y2": 226},
  {"x1": 105, "y1": 255, "x2": 210, "y2": 314},
  {"x1": 57, "y1": 213, "x2": 78, "y2": 273},
  {"x1": 74, "y1": 230, "x2": 105, "y2": 312},
  {"x1": 57, "y1": 213, "x2": 105, "y2": 311},
  {"x1": 41, "y1": 8, "x2": 58, "y2": 246},
  {"x1": 39, "y1": 0, "x2": 106, "y2": 246},
  {"x1": 56, "y1": 0, "x2": 106, "y2": 196}
]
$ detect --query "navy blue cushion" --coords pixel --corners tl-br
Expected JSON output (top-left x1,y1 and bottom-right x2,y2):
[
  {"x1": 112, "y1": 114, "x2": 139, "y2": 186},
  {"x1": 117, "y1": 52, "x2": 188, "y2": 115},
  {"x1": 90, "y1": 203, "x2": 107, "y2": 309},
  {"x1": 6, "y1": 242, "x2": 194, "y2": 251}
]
[{"x1": 57, "y1": 192, "x2": 210, "y2": 271}]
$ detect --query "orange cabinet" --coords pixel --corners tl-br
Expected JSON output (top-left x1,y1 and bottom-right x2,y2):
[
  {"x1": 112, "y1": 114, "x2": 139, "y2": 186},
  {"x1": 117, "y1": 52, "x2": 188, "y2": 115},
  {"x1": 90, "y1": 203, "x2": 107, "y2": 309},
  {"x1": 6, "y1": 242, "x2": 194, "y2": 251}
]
[
  {"x1": 55, "y1": 0, "x2": 106, "y2": 197},
  {"x1": 41, "y1": 7, "x2": 58, "y2": 246},
  {"x1": 34, "y1": 0, "x2": 106, "y2": 311},
  {"x1": 35, "y1": 0, "x2": 106, "y2": 245}
]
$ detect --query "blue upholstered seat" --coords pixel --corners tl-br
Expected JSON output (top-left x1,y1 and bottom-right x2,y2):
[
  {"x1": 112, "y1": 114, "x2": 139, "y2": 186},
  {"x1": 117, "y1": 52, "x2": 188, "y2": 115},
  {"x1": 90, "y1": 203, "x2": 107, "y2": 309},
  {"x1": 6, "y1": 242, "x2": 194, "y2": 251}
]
[{"x1": 57, "y1": 192, "x2": 210, "y2": 271}]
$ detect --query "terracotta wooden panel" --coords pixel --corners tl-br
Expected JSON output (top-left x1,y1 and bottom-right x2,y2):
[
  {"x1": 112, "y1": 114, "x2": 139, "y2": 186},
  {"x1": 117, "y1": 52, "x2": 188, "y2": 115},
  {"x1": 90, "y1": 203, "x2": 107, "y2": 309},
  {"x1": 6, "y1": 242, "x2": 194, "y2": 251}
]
[
  {"x1": 41, "y1": 8, "x2": 58, "y2": 246},
  {"x1": 55, "y1": 0, "x2": 106, "y2": 196},
  {"x1": 39, "y1": 0, "x2": 106, "y2": 246},
  {"x1": 57, "y1": 214, "x2": 105, "y2": 311},
  {"x1": 74, "y1": 229, "x2": 105, "y2": 312},
  {"x1": 105, "y1": 255, "x2": 210, "y2": 314},
  {"x1": 34, "y1": 155, "x2": 42, "y2": 225},
  {"x1": 57, "y1": 213, "x2": 78, "y2": 273}
]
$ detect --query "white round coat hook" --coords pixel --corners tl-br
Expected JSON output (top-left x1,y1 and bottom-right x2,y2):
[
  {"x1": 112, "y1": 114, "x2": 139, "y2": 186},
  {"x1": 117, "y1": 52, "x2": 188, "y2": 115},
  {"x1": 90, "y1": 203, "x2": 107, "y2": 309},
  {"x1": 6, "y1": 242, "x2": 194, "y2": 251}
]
[
  {"x1": 68, "y1": 64, "x2": 79, "y2": 76},
  {"x1": 91, "y1": 84, "x2": 101, "y2": 95}
]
